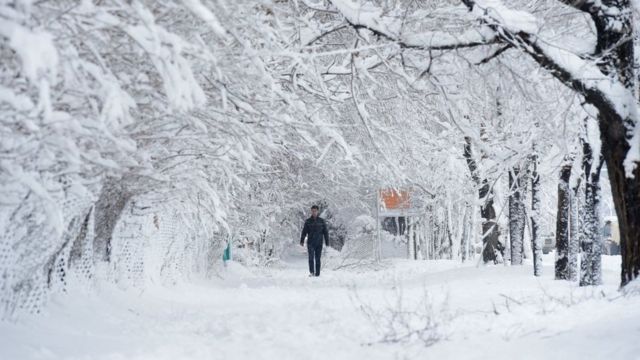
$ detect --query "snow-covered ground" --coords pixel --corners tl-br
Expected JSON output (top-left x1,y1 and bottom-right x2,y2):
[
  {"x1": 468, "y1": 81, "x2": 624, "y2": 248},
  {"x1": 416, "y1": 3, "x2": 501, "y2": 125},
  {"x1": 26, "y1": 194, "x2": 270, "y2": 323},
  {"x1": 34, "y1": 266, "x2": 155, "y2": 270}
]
[{"x1": 1, "y1": 252, "x2": 639, "y2": 360}]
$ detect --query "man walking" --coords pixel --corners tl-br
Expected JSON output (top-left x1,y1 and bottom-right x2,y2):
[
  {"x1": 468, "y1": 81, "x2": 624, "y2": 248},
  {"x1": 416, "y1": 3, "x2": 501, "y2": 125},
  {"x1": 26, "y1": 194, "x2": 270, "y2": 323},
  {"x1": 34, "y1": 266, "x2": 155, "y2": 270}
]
[{"x1": 300, "y1": 205, "x2": 329, "y2": 277}]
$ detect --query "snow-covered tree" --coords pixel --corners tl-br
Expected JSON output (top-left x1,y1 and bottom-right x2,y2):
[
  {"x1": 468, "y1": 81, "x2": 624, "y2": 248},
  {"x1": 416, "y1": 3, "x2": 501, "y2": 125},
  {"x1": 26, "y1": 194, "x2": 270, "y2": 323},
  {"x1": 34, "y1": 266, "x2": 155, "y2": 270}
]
[{"x1": 305, "y1": 0, "x2": 640, "y2": 287}]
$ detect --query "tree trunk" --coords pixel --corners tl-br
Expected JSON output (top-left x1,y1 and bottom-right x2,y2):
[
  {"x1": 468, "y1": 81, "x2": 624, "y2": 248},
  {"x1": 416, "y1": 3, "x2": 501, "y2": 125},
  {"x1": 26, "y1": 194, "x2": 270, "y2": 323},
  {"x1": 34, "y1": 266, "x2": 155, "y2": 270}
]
[
  {"x1": 93, "y1": 178, "x2": 132, "y2": 262},
  {"x1": 568, "y1": 183, "x2": 581, "y2": 282},
  {"x1": 445, "y1": 205, "x2": 454, "y2": 259},
  {"x1": 461, "y1": 205, "x2": 471, "y2": 262},
  {"x1": 509, "y1": 166, "x2": 526, "y2": 265},
  {"x1": 580, "y1": 131, "x2": 605, "y2": 286},
  {"x1": 579, "y1": 180, "x2": 603, "y2": 286},
  {"x1": 555, "y1": 159, "x2": 572, "y2": 280},
  {"x1": 583, "y1": 1, "x2": 640, "y2": 287},
  {"x1": 464, "y1": 137, "x2": 502, "y2": 263},
  {"x1": 530, "y1": 151, "x2": 542, "y2": 276},
  {"x1": 594, "y1": 110, "x2": 640, "y2": 286}
]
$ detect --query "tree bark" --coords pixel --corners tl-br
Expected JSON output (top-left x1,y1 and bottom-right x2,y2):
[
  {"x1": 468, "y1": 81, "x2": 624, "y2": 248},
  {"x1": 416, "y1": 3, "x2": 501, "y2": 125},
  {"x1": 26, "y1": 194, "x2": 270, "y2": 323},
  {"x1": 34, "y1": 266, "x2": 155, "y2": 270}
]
[
  {"x1": 580, "y1": 130, "x2": 605, "y2": 286},
  {"x1": 555, "y1": 159, "x2": 572, "y2": 280},
  {"x1": 509, "y1": 166, "x2": 526, "y2": 265},
  {"x1": 585, "y1": 0, "x2": 639, "y2": 286},
  {"x1": 568, "y1": 182, "x2": 581, "y2": 282},
  {"x1": 595, "y1": 110, "x2": 640, "y2": 286},
  {"x1": 463, "y1": 137, "x2": 503, "y2": 263},
  {"x1": 530, "y1": 151, "x2": 542, "y2": 276},
  {"x1": 445, "y1": 206, "x2": 454, "y2": 260},
  {"x1": 460, "y1": 205, "x2": 471, "y2": 262}
]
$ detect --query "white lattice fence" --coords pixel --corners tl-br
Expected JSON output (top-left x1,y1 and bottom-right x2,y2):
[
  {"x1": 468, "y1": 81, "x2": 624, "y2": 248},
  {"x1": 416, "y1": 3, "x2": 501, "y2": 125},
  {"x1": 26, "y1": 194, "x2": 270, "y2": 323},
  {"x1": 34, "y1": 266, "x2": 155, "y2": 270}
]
[
  {"x1": 0, "y1": 182, "x2": 96, "y2": 319},
  {"x1": 109, "y1": 197, "x2": 224, "y2": 287},
  {"x1": 1, "y1": 188, "x2": 224, "y2": 320}
]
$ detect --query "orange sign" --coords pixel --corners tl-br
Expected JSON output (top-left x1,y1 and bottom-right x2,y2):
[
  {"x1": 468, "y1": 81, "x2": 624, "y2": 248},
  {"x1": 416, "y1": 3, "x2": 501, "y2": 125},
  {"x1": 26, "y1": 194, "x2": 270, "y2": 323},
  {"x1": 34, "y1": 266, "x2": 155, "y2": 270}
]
[{"x1": 379, "y1": 189, "x2": 411, "y2": 209}]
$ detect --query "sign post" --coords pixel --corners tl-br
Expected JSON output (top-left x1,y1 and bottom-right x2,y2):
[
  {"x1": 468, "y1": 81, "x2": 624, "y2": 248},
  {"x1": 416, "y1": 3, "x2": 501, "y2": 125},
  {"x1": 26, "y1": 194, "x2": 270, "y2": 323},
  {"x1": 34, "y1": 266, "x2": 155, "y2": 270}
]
[{"x1": 376, "y1": 188, "x2": 421, "y2": 259}]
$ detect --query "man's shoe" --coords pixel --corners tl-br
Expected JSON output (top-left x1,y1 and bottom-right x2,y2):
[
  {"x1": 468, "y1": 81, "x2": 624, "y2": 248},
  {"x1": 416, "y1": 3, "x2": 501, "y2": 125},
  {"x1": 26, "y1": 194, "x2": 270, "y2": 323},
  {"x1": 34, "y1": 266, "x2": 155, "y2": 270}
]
[{"x1": 309, "y1": 274, "x2": 315, "y2": 277}]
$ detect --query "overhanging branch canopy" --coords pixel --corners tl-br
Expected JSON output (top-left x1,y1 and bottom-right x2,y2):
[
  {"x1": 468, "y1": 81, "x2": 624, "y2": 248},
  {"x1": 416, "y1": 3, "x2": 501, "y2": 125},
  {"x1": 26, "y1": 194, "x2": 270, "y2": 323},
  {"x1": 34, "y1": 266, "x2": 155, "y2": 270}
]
[{"x1": 328, "y1": 0, "x2": 635, "y2": 127}]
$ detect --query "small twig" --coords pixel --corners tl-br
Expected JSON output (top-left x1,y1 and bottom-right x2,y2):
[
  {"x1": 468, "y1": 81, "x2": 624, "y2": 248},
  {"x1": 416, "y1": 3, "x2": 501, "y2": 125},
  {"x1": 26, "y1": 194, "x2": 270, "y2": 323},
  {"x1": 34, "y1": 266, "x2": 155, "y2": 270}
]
[{"x1": 499, "y1": 293, "x2": 523, "y2": 305}]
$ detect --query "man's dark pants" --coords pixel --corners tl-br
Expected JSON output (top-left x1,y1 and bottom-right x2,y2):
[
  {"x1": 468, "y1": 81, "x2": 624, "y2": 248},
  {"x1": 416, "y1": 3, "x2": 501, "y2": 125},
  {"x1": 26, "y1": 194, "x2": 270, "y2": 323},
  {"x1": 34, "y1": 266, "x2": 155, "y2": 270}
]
[{"x1": 307, "y1": 241, "x2": 323, "y2": 276}]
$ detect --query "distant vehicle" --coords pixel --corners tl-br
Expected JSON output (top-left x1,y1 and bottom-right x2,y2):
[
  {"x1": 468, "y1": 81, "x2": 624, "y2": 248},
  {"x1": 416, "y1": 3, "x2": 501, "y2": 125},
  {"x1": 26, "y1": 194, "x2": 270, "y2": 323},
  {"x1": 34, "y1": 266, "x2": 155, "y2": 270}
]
[
  {"x1": 602, "y1": 217, "x2": 620, "y2": 255},
  {"x1": 542, "y1": 234, "x2": 555, "y2": 254}
]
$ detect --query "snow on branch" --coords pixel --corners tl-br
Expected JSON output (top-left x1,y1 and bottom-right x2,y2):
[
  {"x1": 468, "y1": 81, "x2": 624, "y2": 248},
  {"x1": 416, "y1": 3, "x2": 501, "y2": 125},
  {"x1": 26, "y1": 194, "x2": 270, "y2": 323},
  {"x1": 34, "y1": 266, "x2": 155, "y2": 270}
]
[
  {"x1": 182, "y1": 0, "x2": 227, "y2": 38},
  {"x1": 329, "y1": 0, "x2": 635, "y2": 123},
  {"x1": 401, "y1": 27, "x2": 497, "y2": 50},
  {"x1": 468, "y1": 0, "x2": 540, "y2": 33},
  {"x1": 329, "y1": 0, "x2": 638, "y2": 175},
  {"x1": 330, "y1": 0, "x2": 498, "y2": 50},
  {"x1": 465, "y1": 0, "x2": 637, "y2": 122},
  {"x1": 330, "y1": 1, "x2": 626, "y2": 115},
  {"x1": 556, "y1": 0, "x2": 606, "y2": 17}
]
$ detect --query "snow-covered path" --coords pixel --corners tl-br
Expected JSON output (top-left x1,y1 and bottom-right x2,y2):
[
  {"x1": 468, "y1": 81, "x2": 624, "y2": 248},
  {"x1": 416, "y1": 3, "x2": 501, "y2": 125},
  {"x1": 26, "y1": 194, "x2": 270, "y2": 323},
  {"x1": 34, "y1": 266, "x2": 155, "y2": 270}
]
[{"x1": 2, "y1": 253, "x2": 639, "y2": 360}]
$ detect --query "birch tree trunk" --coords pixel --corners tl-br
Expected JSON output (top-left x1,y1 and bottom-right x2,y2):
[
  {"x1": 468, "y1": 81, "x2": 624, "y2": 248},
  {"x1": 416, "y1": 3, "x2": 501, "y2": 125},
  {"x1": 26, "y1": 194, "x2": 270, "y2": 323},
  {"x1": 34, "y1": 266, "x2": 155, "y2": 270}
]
[
  {"x1": 509, "y1": 167, "x2": 526, "y2": 265},
  {"x1": 530, "y1": 152, "x2": 543, "y2": 276}
]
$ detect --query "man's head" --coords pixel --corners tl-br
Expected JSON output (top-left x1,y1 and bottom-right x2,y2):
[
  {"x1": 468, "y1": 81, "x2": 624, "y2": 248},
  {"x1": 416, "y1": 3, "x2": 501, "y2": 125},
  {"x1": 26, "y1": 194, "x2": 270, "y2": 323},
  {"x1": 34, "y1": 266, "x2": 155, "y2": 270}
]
[{"x1": 311, "y1": 205, "x2": 319, "y2": 218}]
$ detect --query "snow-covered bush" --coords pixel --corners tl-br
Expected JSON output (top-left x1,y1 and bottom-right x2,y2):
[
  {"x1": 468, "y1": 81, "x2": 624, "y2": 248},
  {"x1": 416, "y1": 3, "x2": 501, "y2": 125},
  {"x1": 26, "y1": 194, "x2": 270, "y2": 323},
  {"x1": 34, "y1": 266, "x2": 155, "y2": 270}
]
[
  {"x1": 350, "y1": 215, "x2": 376, "y2": 237},
  {"x1": 352, "y1": 286, "x2": 451, "y2": 346}
]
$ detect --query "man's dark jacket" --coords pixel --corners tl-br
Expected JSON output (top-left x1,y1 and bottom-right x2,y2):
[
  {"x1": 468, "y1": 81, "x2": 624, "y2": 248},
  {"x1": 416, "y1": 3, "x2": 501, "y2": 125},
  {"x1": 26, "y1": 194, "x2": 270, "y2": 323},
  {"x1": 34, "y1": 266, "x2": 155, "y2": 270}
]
[{"x1": 300, "y1": 216, "x2": 329, "y2": 246}]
